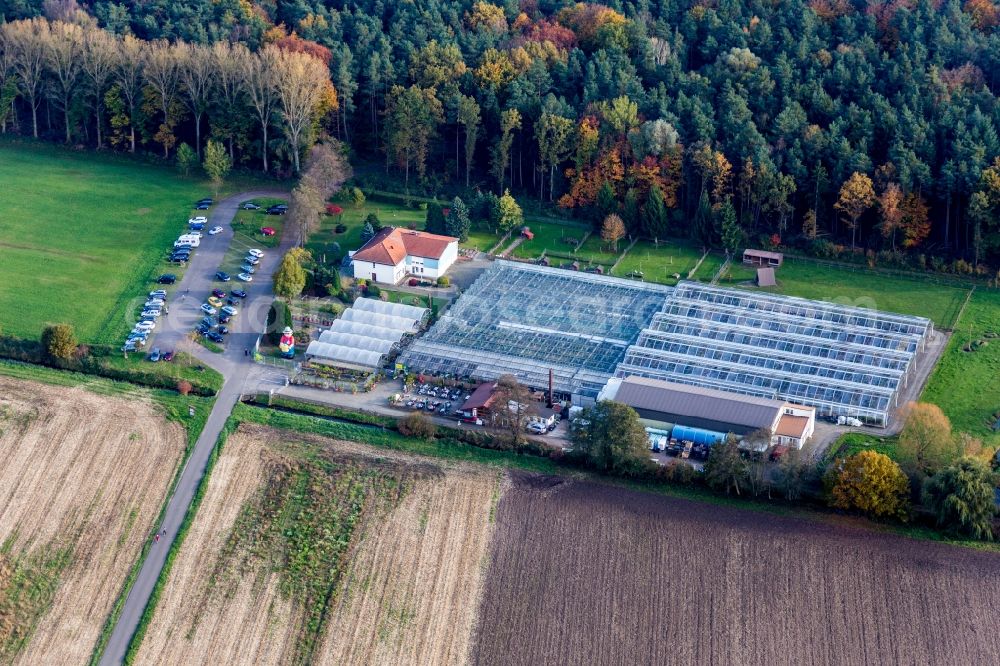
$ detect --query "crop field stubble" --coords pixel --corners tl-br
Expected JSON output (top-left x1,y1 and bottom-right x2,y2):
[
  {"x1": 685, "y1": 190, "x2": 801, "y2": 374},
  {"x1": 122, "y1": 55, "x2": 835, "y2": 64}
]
[
  {"x1": 472, "y1": 471, "x2": 1000, "y2": 666},
  {"x1": 134, "y1": 424, "x2": 498, "y2": 666},
  {"x1": 0, "y1": 375, "x2": 184, "y2": 664}
]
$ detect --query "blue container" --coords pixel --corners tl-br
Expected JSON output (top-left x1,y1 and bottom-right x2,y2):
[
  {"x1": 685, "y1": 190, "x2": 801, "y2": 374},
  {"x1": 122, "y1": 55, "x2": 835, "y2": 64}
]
[{"x1": 671, "y1": 424, "x2": 727, "y2": 447}]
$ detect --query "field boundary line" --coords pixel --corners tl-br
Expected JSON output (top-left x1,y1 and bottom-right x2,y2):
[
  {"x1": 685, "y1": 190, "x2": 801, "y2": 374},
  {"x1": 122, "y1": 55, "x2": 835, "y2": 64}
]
[
  {"x1": 688, "y1": 250, "x2": 709, "y2": 279},
  {"x1": 710, "y1": 256, "x2": 730, "y2": 285},
  {"x1": 948, "y1": 285, "x2": 976, "y2": 332},
  {"x1": 610, "y1": 236, "x2": 640, "y2": 273}
]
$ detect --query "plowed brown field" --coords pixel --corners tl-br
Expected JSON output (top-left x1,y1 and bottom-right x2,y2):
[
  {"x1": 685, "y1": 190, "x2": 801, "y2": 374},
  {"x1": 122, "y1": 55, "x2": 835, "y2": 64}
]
[
  {"x1": 134, "y1": 424, "x2": 498, "y2": 666},
  {"x1": 0, "y1": 376, "x2": 185, "y2": 665},
  {"x1": 473, "y1": 472, "x2": 1000, "y2": 666}
]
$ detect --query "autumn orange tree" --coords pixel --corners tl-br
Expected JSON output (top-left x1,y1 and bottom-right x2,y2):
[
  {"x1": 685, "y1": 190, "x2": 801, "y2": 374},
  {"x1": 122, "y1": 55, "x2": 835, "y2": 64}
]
[
  {"x1": 825, "y1": 450, "x2": 910, "y2": 520},
  {"x1": 600, "y1": 214, "x2": 626, "y2": 252}
]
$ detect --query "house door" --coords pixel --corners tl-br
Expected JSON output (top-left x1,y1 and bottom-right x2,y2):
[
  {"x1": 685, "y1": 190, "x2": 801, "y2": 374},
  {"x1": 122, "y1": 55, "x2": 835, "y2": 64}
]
[{"x1": 371, "y1": 273, "x2": 377, "y2": 281}]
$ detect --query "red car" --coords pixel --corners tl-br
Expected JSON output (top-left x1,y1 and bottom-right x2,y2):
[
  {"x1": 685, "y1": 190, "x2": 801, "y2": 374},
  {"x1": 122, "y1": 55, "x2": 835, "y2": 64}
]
[{"x1": 261, "y1": 227, "x2": 276, "y2": 236}]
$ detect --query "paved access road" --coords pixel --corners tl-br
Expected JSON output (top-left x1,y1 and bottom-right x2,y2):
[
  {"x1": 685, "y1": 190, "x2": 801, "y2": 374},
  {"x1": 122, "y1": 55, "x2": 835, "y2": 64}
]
[{"x1": 99, "y1": 189, "x2": 291, "y2": 666}]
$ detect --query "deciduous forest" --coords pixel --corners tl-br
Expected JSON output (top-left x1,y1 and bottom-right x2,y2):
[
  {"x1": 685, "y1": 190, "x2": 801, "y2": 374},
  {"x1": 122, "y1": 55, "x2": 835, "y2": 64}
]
[{"x1": 2, "y1": 0, "x2": 1000, "y2": 267}]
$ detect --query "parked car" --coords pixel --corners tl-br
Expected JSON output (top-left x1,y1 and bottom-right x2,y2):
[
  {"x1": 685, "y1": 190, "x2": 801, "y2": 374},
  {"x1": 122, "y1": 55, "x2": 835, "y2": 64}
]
[
  {"x1": 134, "y1": 321, "x2": 155, "y2": 332},
  {"x1": 209, "y1": 288, "x2": 225, "y2": 298},
  {"x1": 239, "y1": 264, "x2": 256, "y2": 274},
  {"x1": 237, "y1": 273, "x2": 253, "y2": 282},
  {"x1": 194, "y1": 201, "x2": 210, "y2": 210},
  {"x1": 217, "y1": 325, "x2": 229, "y2": 335},
  {"x1": 265, "y1": 204, "x2": 287, "y2": 215},
  {"x1": 247, "y1": 248, "x2": 264, "y2": 258},
  {"x1": 769, "y1": 445, "x2": 789, "y2": 462},
  {"x1": 170, "y1": 250, "x2": 191, "y2": 259},
  {"x1": 188, "y1": 216, "x2": 208, "y2": 224},
  {"x1": 122, "y1": 341, "x2": 139, "y2": 352},
  {"x1": 215, "y1": 271, "x2": 231, "y2": 281},
  {"x1": 218, "y1": 314, "x2": 232, "y2": 324},
  {"x1": 260, "y1": 226, "x2": 276, "y2": 236},
  {"x1": 837, "y1": 415, "x2": 864, "y2": 427},
  {"x1": 144, "y1": 300, "x2": 164, "y2": 309},
  {"x1": 168, "y1": 255, "x2": 187, "y2": 264},
  {"x1": 242, "y1": 201, "x2": 260, "y2": 210},
  {"x1": 230, "y1": 288, "x2": 247, "y2": 298},
  {"x1": 206, "y1": 331, "x2": 224, "y2": 343},
  {"x1": 221, "y1": 305, "x2": 238, "y2": 316},
  {"x1": 148, "y1": 347, "x2": 161, "y2": 362},
  {"x1": 527, "y1": 422, "x2": 547, "y2": 435},
  {"x1": 201, "y1": 303, "x2": 217, "y2": 315},
  {"x1": 243, "y1": 255, "x2": 260, "y2": 265},
  {"x1": 140, "y1": 308, "x2": 161, "y2": 318},
  {"x1": 195, "y1": 323, "x2": 210, "y2": 335},
  {"x1": 226, "y1": 297, "x2": 239, "y2": 306},
  {"x1": 162, "y1": 350, "x2": 174, "y2": 361},
  {"x1": 156, "y1": 274, "x2": 176, "y2": 284},
  {"x1": 208, "y1": 226, "x2": 224, "y2": 235},
  {"x1": 149, "y1": 290, "x2": 167, "y2": 299},
  {"x1": 201, "y1": 316, "x2": 215, "y2": 329},
  {"x1": 207, "y1": 296, "x2": 223, "y2": 308}
]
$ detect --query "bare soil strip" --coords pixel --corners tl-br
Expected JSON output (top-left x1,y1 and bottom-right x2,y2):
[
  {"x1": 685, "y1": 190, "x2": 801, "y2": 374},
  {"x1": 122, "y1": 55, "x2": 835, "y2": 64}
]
[
  {"x1": 0, "y1": 376, "x2": 184, "y2": 665},
  {"x1": 134, "y1": 424, "x2": 497, "y2": 665},
  {"x1": 472, "y1": 471, "x2": 1000, "y2": 666}
]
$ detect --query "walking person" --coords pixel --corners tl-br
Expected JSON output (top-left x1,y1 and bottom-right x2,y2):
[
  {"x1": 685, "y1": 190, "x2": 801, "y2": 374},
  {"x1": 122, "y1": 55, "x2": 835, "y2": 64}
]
[{"x1": 154, "y1": 533, "x2": 159, "y2": 543}]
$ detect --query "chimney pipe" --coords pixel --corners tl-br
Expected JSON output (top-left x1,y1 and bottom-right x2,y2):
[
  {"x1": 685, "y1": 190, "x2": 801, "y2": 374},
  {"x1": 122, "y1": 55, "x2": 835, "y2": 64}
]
[{"x1": 548, "y1": 368, "x2": 554, "y2": 408}]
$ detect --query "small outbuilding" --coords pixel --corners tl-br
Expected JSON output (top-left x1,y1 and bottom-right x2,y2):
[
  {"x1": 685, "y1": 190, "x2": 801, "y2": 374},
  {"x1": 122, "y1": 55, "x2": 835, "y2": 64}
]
[
  {"x1": 756, "y1": 266, "x2": 777, "y2": 287},
  {"x1": 743, "y1": 249, "x2": 783, "y2": 267}
]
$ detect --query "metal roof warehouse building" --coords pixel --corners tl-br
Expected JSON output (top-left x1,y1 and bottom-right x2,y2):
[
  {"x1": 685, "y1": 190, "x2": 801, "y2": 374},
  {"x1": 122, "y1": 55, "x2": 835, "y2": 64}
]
[{"x1": 600, "y1": 376, "x2": 816, "y2": 448}]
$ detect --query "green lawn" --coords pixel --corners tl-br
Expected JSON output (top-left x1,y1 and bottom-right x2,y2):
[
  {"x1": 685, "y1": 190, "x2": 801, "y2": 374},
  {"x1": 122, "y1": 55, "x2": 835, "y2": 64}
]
[
  {"x1": 690, "y1": 252, "x2": 725, "y2": 281},
  {"x1": 922, "y1": 289, "x2": 1000, "y2": 446},
  {"x1": 231, "y1": 197, "x2": 286, "y2": 249},
  {"x1": 825, "y1": 432, "x2": 898, "y2": 463},
  {"x1": 715, "y1": 260, "x2": 759, "y2": 286},
  {"x1": 738, "y1": 260, "x2": 969, "y2": 328},
  {"x1": 572, "y1": 235, "x2": 621, "y2": 265},
  {"x1": 610, "y1": 240, "x2": 705, "y2": 285},
  {"x1": 0, "y1": 141, "x2": 266, "y2": 344},
  {"x1": 511, "y1": 221, "x2": 586, "y2": 259},
  {"x1": 462, "y1": 222, "x2": 501, "y2": 253},
  {"x1": 305, "y1": 197, "x2": 427, "y2": 263}
]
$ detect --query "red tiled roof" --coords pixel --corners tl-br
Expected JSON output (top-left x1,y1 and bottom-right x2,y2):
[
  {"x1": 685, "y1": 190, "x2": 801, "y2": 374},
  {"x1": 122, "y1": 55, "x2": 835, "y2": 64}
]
[
  {"x1": 461, "y1": 382, "x2": 497, "y2": 412},
  {"x1": 775, "y1": 414, "x2": 810, "y2": 438},
  {"x1": 352, "y1": 227, "x2": 457, "y2": 266}
]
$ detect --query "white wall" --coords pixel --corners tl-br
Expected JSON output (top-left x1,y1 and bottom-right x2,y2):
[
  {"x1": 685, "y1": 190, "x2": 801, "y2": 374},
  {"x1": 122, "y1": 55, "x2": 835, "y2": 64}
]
[
  {"x1": 405, "y1": 240, "x2": 458, "y2": 279},
  {"x1": 352, "y1": 259, "x2": 404, "y2": 285}
]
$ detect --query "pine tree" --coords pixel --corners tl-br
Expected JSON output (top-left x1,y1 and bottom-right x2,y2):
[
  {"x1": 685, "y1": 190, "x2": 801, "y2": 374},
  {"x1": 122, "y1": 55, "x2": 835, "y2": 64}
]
[
  {"x1": 642, "y1": 186, "x2": 669, "y2": 240},
  {"x1": 425, "y1": 202, "x2": 446, "y2": 234},
  {"x1": 447, "y1": 196, "x2": 471, "y2": 241}
]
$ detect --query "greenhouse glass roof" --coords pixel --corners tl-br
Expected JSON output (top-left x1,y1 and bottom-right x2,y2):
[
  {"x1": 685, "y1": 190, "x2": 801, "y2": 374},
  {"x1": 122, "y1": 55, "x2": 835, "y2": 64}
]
[
  {"x1": 614, "y1": 282, "x2": 933, "y2": 426},
  {"x1": 398, "y1": 261, "x2": 674, "y2": 397}
]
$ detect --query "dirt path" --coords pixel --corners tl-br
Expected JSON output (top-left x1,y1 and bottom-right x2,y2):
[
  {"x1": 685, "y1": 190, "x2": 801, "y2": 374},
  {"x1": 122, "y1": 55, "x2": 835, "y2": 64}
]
[{"x1": 0, "y1": 377, "x2": 185, "y2": 665}]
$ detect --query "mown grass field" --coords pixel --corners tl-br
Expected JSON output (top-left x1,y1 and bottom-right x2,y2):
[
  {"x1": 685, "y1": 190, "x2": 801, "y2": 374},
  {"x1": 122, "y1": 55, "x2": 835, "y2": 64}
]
[
  {"x1": 610, "y1": 240, "x2": 705, "y2": 284},
  {"x1": 305, "y1": 197, "x2": 426, "y2": 263},
  {"x1": 731, "y1": 260, "x2": 970, "y2": 328},
  {"x1": 922, "y1": 289, "x2": 1000, "y2": 446},
  {"x1": 230, "y1": 197, "x2": 286, "y2": 249},
  {"x1": 510, "y1": 221, "x2": 586, "y2": 259},
  {"x1": 0, "y1": 142, "x2": 266, "y2": 343}
]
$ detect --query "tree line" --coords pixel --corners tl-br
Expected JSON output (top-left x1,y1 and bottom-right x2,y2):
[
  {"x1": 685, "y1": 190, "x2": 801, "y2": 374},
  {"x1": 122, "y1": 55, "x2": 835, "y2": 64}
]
[
  {"x1": 0, "y1": 15, "x2": 334, "y2": 172},
  {"x1": 3, "y1": 0, "x2": 1000, "y2": 265}
]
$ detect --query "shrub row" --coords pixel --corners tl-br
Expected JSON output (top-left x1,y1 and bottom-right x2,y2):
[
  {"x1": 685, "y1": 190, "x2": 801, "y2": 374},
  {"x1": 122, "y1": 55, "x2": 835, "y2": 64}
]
[{"x1": 0, "y1": 335, "x2": 218, "y2": 396}]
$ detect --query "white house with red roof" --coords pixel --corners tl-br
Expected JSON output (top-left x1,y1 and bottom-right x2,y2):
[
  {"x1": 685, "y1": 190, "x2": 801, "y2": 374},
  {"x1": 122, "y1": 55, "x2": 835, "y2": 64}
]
[{"x1": 349, "y1": 227, "x2": 459, "y2": 284}]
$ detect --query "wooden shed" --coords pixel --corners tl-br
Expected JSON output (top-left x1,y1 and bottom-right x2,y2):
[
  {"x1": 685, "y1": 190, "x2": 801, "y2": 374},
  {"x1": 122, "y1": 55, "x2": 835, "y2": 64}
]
[{"x1": 743, "y1": 249, "x2": 783, "y2": 267}]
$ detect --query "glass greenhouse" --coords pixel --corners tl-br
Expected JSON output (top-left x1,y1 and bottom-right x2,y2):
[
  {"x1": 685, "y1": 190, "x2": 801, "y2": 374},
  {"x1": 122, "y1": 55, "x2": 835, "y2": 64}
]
[
  {"x1": 398, "y1": 261, "x2": 674, "y2": 398},
  {"x1": 614, "y1": 282, "x2": 933, "y2": 425}
]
